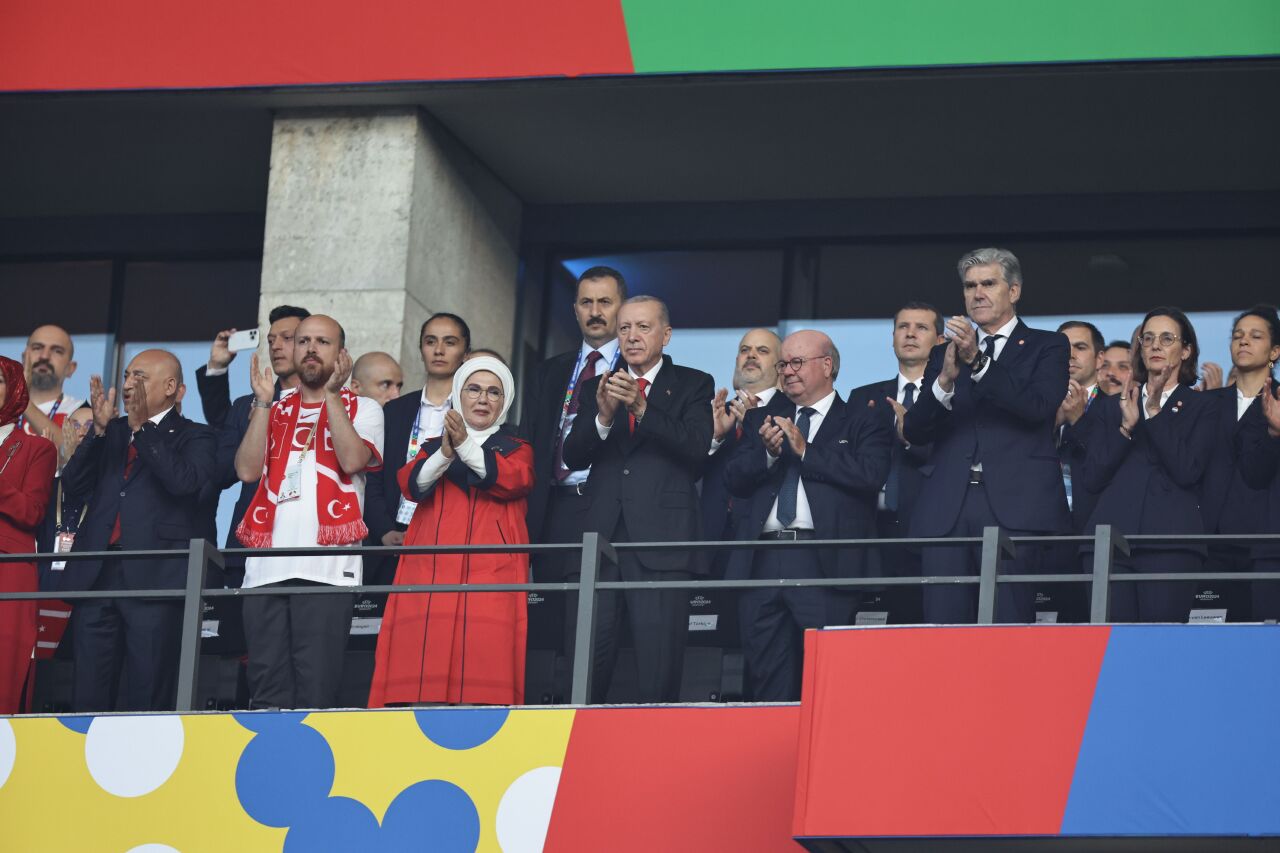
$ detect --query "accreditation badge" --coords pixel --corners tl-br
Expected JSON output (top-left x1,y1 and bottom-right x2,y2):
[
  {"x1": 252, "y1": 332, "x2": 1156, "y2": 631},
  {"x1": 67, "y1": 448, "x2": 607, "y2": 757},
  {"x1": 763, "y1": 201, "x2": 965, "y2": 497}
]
[
  {"x1": 50, "y1": 530, "x2": 76, "y2": 571},
  {"x1": 278, "y1": 464, "x2": 303, "y2": 503}
]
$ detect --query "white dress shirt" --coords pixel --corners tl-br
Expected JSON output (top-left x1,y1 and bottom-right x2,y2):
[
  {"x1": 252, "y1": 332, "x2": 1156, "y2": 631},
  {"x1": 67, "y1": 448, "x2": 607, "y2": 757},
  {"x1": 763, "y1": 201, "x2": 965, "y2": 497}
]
[
  {"x1": 762, "y1": 390, "x2": 836, "y2": 532},
  {"x1": 1237, "y1": 387, "x2": 1257, "y2": 421},
  {"x1": 1140, "y1": 385, "x2": 1178, "y2": 419},
  {"x1": 596, "y1": 358, "x2": 662, "y2": 439},
  {"x1": 932, "y1": 315, "x2": 1020, "y2": 409},
  {"x1": 559, "y1": 338, "x2": 621, "y2": 486}
]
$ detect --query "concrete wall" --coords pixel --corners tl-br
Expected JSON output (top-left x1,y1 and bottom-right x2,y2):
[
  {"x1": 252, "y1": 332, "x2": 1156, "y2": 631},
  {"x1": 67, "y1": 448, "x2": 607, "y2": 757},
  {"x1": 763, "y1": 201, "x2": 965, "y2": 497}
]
[{"x1": 258, "y1": 108, "x2": 521, "y2": 390}]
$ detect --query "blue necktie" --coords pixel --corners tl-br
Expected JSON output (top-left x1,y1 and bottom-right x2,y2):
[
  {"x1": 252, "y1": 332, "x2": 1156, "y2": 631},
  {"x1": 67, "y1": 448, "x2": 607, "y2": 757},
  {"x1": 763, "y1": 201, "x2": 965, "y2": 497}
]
[
  {"x1": 883, "y1": 383, "x2": 915, "y2": 513},
  {"x1": 776, "y1": 406, "x2": 815, "y2": 528}
]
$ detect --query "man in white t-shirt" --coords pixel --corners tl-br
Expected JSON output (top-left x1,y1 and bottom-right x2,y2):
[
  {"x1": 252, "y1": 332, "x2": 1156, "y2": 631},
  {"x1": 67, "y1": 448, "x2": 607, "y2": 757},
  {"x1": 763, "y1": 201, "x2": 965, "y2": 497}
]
[{"x1": 235, "y1": 314, "x2": 384, "y2": 709}]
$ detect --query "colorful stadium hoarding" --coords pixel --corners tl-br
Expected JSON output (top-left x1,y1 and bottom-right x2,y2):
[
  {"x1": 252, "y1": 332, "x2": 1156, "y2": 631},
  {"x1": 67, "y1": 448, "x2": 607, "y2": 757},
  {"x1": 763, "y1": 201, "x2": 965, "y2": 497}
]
[{"x1": 1, "y1": 0, "x2": 1278, "y2": 92}]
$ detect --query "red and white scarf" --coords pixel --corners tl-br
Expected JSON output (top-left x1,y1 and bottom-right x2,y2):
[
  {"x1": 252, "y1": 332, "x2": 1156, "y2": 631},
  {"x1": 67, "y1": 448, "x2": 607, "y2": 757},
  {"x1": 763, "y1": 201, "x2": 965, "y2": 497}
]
[{"x1": 236, "y1": 389, "x2": 369, "y2": 548}]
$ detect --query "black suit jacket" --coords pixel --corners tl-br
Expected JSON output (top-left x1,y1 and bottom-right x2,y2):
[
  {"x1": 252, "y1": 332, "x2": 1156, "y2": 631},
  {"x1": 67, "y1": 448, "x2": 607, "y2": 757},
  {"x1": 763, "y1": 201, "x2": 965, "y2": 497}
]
[
  {"x1": 724, "y1": 392, "x2": 892, "y2": 580},
  {"x1": 195, "y1": 365, "x2": 233, "y2": 433},
  {"x1": 519, "y1": 349, "x2": 580, "y2": 540},
  {"x1": 1075, "y1": 384, "x2": 1215, "y2": 542},
  {"x1": 58, "y1": 410, "x2": 216, "y2": 591},
  {"x1": 903, "y1": 321, "x2": 1070, "y2": 536},
  {"x1": 1238, "y1": 391, "x2": 1280, "y2": 560},
  {"x1": 1058, "y1": 393, "x2": 1106, "y2": 535},
  {"x1": 562, "y1": 355, "x2": 714, "y2": 573},
  {"x1": 364, "y1": 389, "x2": 424, "y2": 546},
  {"x1": 1200, "y1": 387, "x2": 1267, "y2": 536},
  {"x1": 847, "y1": 378, "x2": 930, "y2": 526}
]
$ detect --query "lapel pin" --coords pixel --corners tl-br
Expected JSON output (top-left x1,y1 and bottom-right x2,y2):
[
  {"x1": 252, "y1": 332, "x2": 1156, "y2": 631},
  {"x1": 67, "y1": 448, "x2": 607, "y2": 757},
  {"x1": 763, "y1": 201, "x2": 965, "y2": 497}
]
[
  {"x1": 665, "y1": 389, "x2": 671, "y2": 396},
  {"x1": 868, "y1": 400, "x2": 875, "y2": 407},
  {"x1": 1018, "y1": 339, "x2": 1025, "y2": 345}
]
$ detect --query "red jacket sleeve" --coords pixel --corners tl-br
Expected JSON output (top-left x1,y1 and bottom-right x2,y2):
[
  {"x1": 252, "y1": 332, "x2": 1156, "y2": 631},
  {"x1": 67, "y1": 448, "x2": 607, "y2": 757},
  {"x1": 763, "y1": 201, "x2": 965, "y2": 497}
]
[{"x1": 0, "y1": 436, "x2": 57, "y2": 531}]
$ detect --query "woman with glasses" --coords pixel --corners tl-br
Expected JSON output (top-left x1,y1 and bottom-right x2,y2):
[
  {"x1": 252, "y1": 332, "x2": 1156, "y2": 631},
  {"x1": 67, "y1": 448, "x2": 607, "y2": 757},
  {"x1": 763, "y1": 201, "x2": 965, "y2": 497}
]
[
  {"x1": 1075, "y1": 307, "x2": 1217, "y2": 622},
  {"x1": 368, "y1": 355, "x2": 534, "y2": 706},
  {"x1": 1200, "y1": 305, "x2": 1280, "y2": 618}
]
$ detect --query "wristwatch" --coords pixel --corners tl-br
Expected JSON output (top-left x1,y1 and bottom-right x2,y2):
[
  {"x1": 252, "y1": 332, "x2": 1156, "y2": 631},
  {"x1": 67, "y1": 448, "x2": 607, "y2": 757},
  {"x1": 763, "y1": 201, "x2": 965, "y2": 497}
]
[
  {"x1": 251, "y1": 399, "x2": 272, "y2": 410},
  {"x1": 968, "y1": 353, "x2": 989, "y2": 374}
]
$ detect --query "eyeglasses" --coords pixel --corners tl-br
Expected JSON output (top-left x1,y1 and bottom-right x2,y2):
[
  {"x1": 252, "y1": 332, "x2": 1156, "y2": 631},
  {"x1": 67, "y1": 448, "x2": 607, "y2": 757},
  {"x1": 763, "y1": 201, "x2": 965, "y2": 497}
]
[
  {"x1": 462, "y1": 385, "x2": 504, "y2": 402},
  {"x1": 774, "y1": 356, "x2": 829, "y2": 373},
  {"x1": 1139, "y1": 333, "x2": 1181, "y2": 349}
]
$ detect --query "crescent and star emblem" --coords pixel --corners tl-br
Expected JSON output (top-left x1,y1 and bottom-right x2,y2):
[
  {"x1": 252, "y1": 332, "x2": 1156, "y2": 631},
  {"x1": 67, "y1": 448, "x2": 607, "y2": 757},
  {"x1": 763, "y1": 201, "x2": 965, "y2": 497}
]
[
  {"x1": 252, "y1": 506, "x2": 269, "y2": 524},
  {"x1": 326, "y1": 499, "x2": 350, "y2": 519}
]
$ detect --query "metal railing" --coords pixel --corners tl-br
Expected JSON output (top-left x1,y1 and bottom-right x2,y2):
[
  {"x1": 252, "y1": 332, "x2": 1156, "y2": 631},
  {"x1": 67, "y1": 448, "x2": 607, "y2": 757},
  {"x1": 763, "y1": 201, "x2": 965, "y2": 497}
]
[{"x1": 3, "y1": 526, "x2": 1280, "y2": 711}]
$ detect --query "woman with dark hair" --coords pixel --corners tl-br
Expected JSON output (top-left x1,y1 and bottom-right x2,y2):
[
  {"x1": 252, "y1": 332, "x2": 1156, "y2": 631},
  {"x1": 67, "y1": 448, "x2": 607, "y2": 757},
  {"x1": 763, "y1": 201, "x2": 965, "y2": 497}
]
[
  {"x1": 1201, "y1": 305, "x2": 1280, "y2": 617},
  {"x1": 0, "y1": 356, "x2": 57, "y2": 713},
  {"x1": 1075, "y1": 308, "x2": 1217, "y2": 622}
]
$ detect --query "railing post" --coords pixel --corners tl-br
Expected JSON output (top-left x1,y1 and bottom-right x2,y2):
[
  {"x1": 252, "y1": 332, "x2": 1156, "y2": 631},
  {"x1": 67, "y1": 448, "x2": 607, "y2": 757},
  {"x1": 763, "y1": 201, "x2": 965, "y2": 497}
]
[
  {"x1": 570, "y1": 532, "x2": 613, "y2": 706},
  {"x1": 175, "y1": 538, "x2": 219, "y2": 712},
  {"x1": 977, "y1": 527, "x2": 1014, "y2": 624},
  {"x1": 1090, "y1": 525, "x2": 1128, "y2": 624}
]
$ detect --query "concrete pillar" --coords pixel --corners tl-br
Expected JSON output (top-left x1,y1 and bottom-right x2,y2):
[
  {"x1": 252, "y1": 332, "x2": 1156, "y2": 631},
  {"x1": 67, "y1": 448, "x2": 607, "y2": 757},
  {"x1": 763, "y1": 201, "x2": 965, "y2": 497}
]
[{"x1": 258, "y1": 108, "x2": 522, "y2": 390}]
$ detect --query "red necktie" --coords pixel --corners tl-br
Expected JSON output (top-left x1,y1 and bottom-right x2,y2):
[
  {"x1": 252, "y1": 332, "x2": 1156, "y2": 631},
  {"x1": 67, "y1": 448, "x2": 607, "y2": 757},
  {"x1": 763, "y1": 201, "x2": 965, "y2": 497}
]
[
  {"x1": 554, "y1": 351, "x2": 605, "y2": 483},
  {"x1": 629, "y1": 378, "x2": 651, "y2": 434},
  {"x1": 109, "y1": 443, "x2": 138, "y2": 545}
]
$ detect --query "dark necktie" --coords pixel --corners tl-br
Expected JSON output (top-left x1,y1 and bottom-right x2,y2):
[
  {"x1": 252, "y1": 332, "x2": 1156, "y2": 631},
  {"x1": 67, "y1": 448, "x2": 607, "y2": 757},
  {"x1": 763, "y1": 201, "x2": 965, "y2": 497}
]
[
  {"x1": 629, "y1": 377, "x2": 651, "y2": 434},
  {"x1": 109, "y1": 442, "x2": 138, "y2": 545},
  {"x1": 883, "y1": 383, "x2": 916, "y2": 513},
  {"x1": 776, "y1": 406, "x2": 815, "y2": 528},
  {"x1": 554, "y1": 350, "x2": 604, "y2": 482},
  {"x1": 982, "y1": 334, "x2": 1002, "y2": 363}
]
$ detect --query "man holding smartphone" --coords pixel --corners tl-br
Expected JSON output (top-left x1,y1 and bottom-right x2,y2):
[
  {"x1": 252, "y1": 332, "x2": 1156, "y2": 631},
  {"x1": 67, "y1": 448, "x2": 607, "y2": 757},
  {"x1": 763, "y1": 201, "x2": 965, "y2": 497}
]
[
  {"x1": 198, "y1": 305, "x2": 310, "y2": 585},
  {"x1": 903, "y1": 248, "x2": 1070, "y2": 624}
]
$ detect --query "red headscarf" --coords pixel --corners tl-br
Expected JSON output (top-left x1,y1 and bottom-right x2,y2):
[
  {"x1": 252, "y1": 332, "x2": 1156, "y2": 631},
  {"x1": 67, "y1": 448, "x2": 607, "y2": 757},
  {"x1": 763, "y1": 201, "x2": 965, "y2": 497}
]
[{"x1": 0, "y1": 356, "x2": 30, "y2": 427}]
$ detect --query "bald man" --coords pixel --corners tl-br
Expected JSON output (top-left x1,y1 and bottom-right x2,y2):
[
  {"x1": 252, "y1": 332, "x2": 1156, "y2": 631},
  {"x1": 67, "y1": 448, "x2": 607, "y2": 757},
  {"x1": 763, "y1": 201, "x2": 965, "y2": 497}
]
[
  {"x1": 725, "y1": 330, "x2": 892, "y2": 701},
  {"x1": 703, "y1": 328, "x2": 782, "y2": 577},
  {"x1": 59, "y1": 349, "x2": 216, "y2": 712},
  {"x1": 349, "y1": 352, "x2": 404, "y2": 407}
]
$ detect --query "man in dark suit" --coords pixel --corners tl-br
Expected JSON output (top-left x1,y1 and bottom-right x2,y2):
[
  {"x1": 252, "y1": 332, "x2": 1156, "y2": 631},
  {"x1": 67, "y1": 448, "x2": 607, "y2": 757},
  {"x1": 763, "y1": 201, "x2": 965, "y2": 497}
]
[
  {"x1": 364, "y1": 312, "x2": 469, "y2": 586},
  {"x1": 726, "y1": 330, "x2": 892, "y2": 700},
  {"x1": 59, "y1": 350, "x2": 216, "y2": 711},
  {"x1": 848, "y1": 302, "x2": 944, "y2": 624},
  {"x1": 563, "y1": 295, "x2": 714, "y2": 703},
  {"x1": 703, "y1": 328, "x2": 782, "y2": 574},
  {"x1": 903, "y1": 248, "x2": 1070, "y2": 624},
  {"x1": 196, "y1": 306, "x2": 308, "y2": 586}
]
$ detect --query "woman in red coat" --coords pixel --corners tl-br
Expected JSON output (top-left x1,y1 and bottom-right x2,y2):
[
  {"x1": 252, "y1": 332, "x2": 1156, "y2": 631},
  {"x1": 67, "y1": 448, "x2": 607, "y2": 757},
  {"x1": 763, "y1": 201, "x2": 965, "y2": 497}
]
[
  {"x1": 0, "y1": 356, "x2": 57, "y2": 713},
  {"x1": 369, "y1": 356, "x2": 534, "y2": 707}
]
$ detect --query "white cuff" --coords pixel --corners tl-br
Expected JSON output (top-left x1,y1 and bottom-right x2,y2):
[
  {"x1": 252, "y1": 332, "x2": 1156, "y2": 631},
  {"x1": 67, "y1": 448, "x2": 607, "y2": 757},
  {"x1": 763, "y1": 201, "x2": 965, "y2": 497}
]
[
  {"x1": 932, "y1": 378, "x2": 955, "y2": 410},
  {"x1": 708, "y1": 436, "x2": 726, "y2": 455},
  {"x1": 204, "y1": 365, "x2": 229, "y2": 377},
  {"x1": 596, "y1": 415, "x2": 613, "y2": 440},
  {"x1": 454, "y1": 436, "x2": 488, "y2": 479},
  {"x1": 971, "y1": 359, "x2": 992, "y2": 382},
  {"x1": 414, "y1": 448, "x2": 453, "y2": 490},
  {"x1": 766, "y1": 450, "x2": 780, "y2": 468}
]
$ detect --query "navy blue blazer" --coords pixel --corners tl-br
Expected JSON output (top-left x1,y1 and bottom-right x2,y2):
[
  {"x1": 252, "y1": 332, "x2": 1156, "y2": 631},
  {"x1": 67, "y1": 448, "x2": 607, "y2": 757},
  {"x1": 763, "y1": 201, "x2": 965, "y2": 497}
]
[
  {"x1": 1237, "y1": 389, "x2": 1280, "y2": 560},
  {"x1": 1075, "y1": 384, "x2": 1215, "y2": 543},
  {"x1": 847, "y1": 378, "x2": 930, "y2": 525},
  {"x1": 562, "y1": 355, "x2": 714, "y2": 574},
  {"x1": 364, "y1": 389, "x2": 423, "y2": 545},
  {"x1": 724, "y1": 392, "x2": 892, "y2": 580},
  {"x1": 518, "y1": 349, "x2": 580, "y2": 540},
  {"x1": 58, "y1": 410, "x2": 216, "y2": 591},
  {"x1": 902, "y1": 321, "x2": 1070, "y2": 536},
  {"x1": 1200, "y1": 388, "x2": 1268, "y2": 536},
  {"x1": 1058, "y1": 398, "x2": 1106, "y2": 535}
]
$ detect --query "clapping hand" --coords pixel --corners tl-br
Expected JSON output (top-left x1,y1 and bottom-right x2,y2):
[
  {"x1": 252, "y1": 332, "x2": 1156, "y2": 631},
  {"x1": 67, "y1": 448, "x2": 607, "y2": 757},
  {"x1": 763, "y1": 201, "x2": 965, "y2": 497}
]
[
  {"x1": 441, "y1": 410, "x2": 468, "y2": 458},
  {"x1": 759, "y1": 415, "x2": 786, "y2": 457},
  {"x1": 249, "y1": 353, "x2": 275, "y2": 406},
  {"x1": 88, "y1": 375, "x2": 117, "y2": 437},
  {"x1": 775, "y1": 416, "x2": 807, "y2": 458},
  {"x1": 730, "y1": 390, "x2": 759, "y2": 425},
  {"x1": 885, "y1": 396, "x2": 909, "y2": 445},
  {"x1": 595, "y1": 369, "x2": 620, "y2": 426},
  {"x1": 712, "y1": 388, "x2": 736, "y2": 441},
  {"x1": 1198, "y1": 361, "x2": 1224, "y2": 391},
  {"x1": 1145, "y1": 365, "x2": 1175, "y2": 419},
  {"x1": 1058, "y1": 379, "x2": 1086, "y2": 427},
  {"x1": 1261, "y1": 378, "x2": 1280, "y2": 438},
  {"x1": 326, "y1": 349, "x2": 353, "y2": 394},
  {"x1": 124, "y1": 381, "x2": 152, "y2": 433},
  {"x1": 1118, "y1": 378, "x2": 1141, "y2": 434}
]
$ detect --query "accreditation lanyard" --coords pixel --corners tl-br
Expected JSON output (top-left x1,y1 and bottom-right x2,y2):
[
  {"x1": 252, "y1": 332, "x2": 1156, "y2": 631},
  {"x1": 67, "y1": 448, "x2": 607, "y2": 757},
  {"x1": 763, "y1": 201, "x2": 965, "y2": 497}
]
[
  {"x1": 16, "y1": 393, "x2": 62, "y2": 434},
  {"x1": 278, "y1": 411, "x2": 319, "y2": 504},
  {"x1": 557, "y1": 346, "x2": 620, "y2": 434},
  {"x1": 397, "y1": 397, "x2": 451, "y2": 525},
  {"x1": 50, "y1": 480, "x2": 90, "y2": 571}
]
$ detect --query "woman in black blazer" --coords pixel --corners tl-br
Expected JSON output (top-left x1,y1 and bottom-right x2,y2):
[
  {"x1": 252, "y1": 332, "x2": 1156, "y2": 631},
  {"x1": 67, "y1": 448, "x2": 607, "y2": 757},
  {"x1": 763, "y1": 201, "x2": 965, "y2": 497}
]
[
  {"x1": 1076, "y1": 307, "x2": 1217, "y2": 622},
  {"x1": 1239, "y1": 379, "x2": 1280, "y2": 620}
]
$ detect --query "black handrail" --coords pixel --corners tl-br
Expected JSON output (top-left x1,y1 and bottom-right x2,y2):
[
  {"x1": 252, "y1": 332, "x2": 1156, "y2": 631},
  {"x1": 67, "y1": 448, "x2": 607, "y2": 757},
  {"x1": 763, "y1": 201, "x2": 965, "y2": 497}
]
[{"x1": 5, "y1": 526, "x2": 1280, "y2": 712}]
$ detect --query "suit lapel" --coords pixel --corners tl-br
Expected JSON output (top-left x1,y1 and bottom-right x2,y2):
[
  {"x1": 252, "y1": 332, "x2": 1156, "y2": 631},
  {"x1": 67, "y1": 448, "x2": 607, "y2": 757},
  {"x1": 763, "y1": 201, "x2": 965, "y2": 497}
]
[
  {"x1": 125, "y1": 409, "x2": 180, "y2": 484},
  {"x1": 621, "y1": 355, "x2": 674, "y2": 454},
  {"x1": 992, "y1": 320, "x2": 1030, "y2": 372},
  {"x1": 808, "y1": 394, "x2": 845, "y2": 446}
]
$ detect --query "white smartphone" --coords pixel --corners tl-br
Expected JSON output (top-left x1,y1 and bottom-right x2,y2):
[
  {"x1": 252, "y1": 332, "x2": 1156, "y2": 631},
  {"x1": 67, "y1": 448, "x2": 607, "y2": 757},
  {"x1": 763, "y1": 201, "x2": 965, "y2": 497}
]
[{"x1": 227, "y1": 328, "x2": 259, "y2": 352}]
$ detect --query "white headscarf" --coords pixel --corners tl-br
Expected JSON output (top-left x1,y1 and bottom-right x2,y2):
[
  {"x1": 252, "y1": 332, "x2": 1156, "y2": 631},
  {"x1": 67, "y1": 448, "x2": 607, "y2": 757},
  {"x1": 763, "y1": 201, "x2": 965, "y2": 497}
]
[{"x1": 449, "y1": 355, "x2": 515, "y2": 445}]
